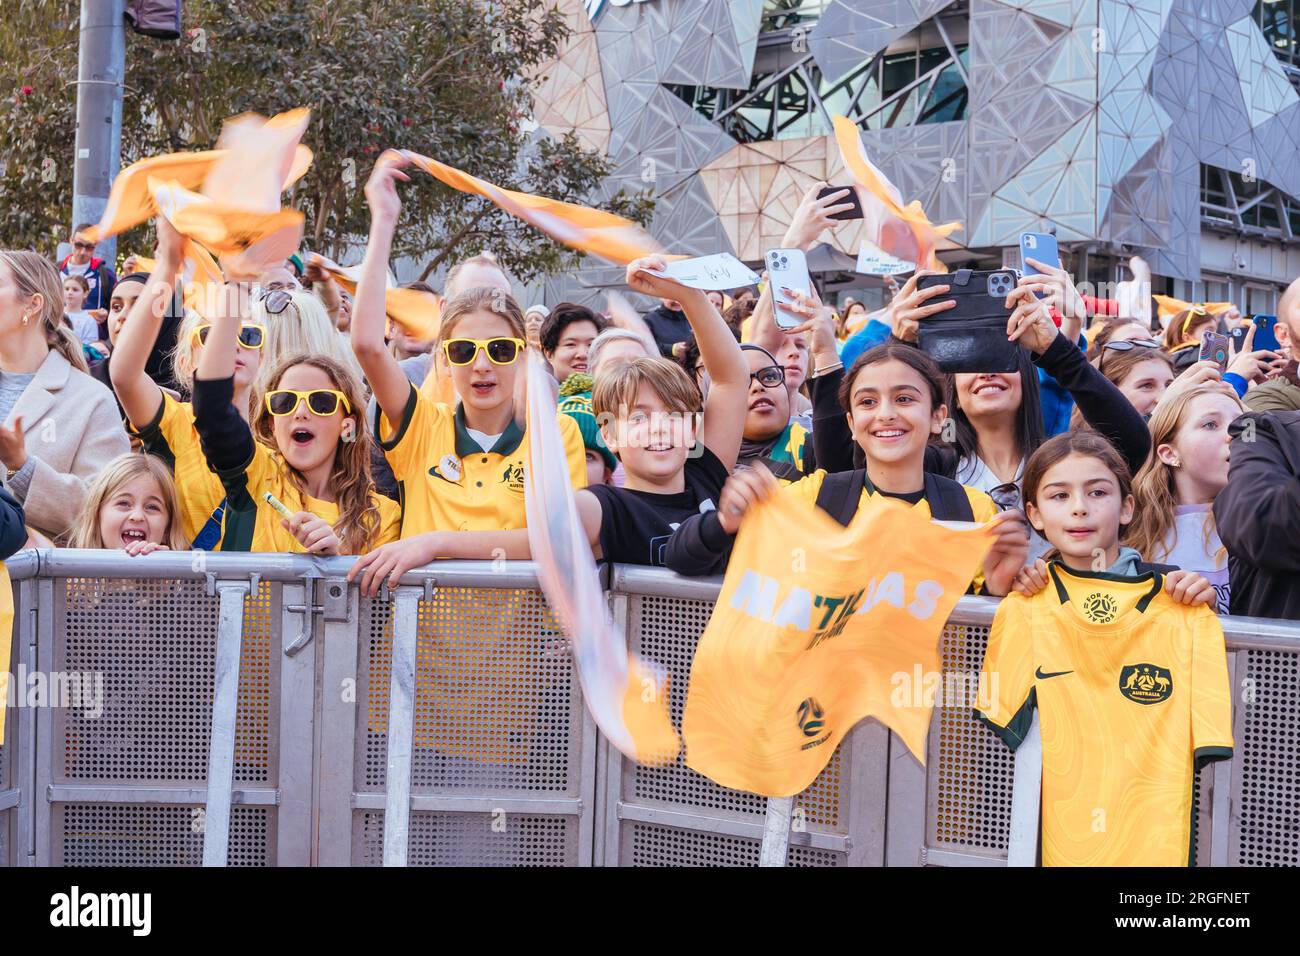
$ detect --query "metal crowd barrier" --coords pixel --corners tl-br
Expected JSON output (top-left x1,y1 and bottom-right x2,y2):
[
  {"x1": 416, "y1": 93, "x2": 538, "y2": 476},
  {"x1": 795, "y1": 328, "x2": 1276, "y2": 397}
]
[{"x1": 0, "y1": 550, "x2": 1296, "y2": 867}]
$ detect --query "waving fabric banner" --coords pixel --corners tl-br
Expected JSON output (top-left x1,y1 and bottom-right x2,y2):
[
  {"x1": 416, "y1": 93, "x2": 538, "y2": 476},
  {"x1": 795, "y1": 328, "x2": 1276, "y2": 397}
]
[
  {"x1": 523, "y1": 353, "x2": 680, "y2": 765},
  {"x1": 84, "y1": 109, "x2": 313, "y2": 243},
  {"x1": 402, "y1": 150, "x2": 665, "y2": 267},
  {"x1": 832, "y1": 115, "x2": 961, "y2": 273},
  {"x1": 682, "y1": 493, "x2": 993, "y2": 796}
]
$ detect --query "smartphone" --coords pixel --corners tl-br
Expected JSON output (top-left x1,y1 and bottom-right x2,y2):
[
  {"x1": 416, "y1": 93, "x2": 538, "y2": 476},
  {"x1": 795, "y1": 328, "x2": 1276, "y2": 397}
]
[
  {"x1": 1252, "y1": 314, "x2": 1282, "y2": 353},
  {"x1": 1199, "y1": 330, "x2": 1230, "y2": 373},
  {"x1": 817, "y1": 184, "x2": 864, "y2": 221},
  {"x1": 766, "y1": 248, "x2": 813, "y2": 330},
  {"x1": 1228, "y1": 325, "x2": 1250, "y2": 353},
  {"x1": 1019, "y1": 232, "x2": 1060, "y2": 300}
]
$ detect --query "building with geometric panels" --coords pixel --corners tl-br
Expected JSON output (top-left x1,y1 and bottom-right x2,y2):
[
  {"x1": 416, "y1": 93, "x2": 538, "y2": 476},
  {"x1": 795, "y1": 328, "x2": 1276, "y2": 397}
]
[{"x1": 529, "y1": 0, "x2": 1300, "y2": 314}]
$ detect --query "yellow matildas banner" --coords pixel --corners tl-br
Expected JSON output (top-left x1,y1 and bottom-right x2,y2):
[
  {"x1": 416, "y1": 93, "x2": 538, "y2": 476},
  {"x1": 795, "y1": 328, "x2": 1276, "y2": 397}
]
[
  {"x1": 0, "y1": 565, "x2": 12, "y2": 744},
  {"x1": 682, "y1": 493, "x2": 993, "y2": 796}
]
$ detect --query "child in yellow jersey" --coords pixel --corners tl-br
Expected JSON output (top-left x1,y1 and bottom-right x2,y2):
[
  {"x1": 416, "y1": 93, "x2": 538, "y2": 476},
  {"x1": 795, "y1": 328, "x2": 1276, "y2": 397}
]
[
  {"x1": 68, "y1": 453, "x2": 189, "y2": 555},
  {"x1": 977, "y1": 432, "x2": 1226, "y2": 867},
  {"x1": 665, "y1": 343, "x2": 1030, "y2": 592},
  {"x1": 347, "y1": 153, "x2": 586, "y2": 571},
  {"x1": 1008, "y1": 430, "x2": 1217, "y2": 602},
  {"x1": 192, "y1": 298, "x2": 400, "y2": 554},
  {"x1": 110, "y1": 218, "x2": 261, "y2": 549}
]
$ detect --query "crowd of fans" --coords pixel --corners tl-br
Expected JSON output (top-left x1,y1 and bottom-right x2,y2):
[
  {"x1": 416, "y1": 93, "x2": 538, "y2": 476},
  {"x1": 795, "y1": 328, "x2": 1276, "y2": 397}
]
[{"x1": 1, "y1": 165, "x2": 1298, "y2": 624}]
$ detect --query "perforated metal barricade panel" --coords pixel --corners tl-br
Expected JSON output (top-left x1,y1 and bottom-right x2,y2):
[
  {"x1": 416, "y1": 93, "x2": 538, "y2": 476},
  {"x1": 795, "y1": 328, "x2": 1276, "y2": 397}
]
[
  {"x1": 620, "y1": 821, "x2": 845, "y2": 868},
  {"x1": 612, "y1": 592, "x2": 855, "y2": 867},
  {"x1": 355, "y1": 810, "x2": 577, "y2": 866},
  {"x1": 927, "y1": 618, "x2": 1014, "y2": 861},
  {"x1": 1231, "y1": 647, "x2": 1300, "y2": 866},
  {"x1": 46, "y1": 578, "x2": 279, "y2": 866},
  {"x1": 355, "y1": 585, "x2": 586, "y2": 865},
  {"x1": 55, "y1": 804, "x2": 271, "y2": 867}
]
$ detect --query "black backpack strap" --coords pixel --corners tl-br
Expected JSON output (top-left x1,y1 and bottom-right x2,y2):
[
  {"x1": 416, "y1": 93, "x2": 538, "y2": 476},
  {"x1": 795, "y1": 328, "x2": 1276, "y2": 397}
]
[
  {"x1": 924, "y1": 472, "x2": 975, "y2": 522},
  {"x1": 814, "y1": 469, "x2": 868, "y2": 527}
]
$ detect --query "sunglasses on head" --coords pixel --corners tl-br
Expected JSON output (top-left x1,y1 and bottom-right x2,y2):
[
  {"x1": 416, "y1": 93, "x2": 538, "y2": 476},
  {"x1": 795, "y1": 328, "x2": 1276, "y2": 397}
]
[
  {"x1": 265, "y1": 388, "x2": 351, "y2": 418},
  {"x1": 1101, "y1": 338, "x2": 1160, "y2": 353},
  {"x1": 260, "y1": 289, "x2": 295, "y2": 315},
  {"x1": 442, "y1": 337, "x2": 525, "y2": 366},
  {"x1": 749, "y1": 364, "x2": 785, "y2": 388},
  {"x1": 191, "y1": 323, "x2": 266, "y2": 349}
]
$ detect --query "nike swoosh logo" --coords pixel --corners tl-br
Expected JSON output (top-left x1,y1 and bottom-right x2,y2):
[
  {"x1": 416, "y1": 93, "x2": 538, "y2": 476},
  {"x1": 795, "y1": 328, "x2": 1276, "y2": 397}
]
[{"x1": 1035, "y1": 666, "x2": 1074, "y2": 680}]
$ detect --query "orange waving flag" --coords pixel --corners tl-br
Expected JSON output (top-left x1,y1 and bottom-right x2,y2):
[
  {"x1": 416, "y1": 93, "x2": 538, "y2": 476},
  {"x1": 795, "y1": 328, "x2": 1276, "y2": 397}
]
[
  {"x1": 402, "y1": 149, "x2": 664, "y2": 266},
  {"x1": 307, "y1": 253, "x2": 442, "y2": 342},
  {"x1": 131, "y1": 239, "x2": 225, "y2": 318},
  {"x1": 84, "y1": 110, "x2": 313, "y2": 242},
  {"x1": 1152, "y1": 295, "x2": 1235, "y2": 325},
  {"x1": 149, "y1": 178, "x2": 304, "y2": 281},
  {"x1": 682, "y1": 492, "x2": 992, "y2": 796},
  {"x1": 832, "y1": 115, "x2": 961, "y2": 273}
]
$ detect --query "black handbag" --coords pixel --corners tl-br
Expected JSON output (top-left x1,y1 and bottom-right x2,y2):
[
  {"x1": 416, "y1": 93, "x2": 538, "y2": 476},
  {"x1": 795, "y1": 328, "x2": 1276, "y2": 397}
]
[{"x1": 916, "y1": 269, "x2": 1020, "y2": 373}]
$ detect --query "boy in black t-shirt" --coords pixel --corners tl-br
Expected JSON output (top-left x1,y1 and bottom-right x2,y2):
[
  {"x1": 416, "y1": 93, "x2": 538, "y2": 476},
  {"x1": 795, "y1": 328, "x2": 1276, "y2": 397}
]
[{"x1": 571, "y1": 257, "x2": 747, "y2": 565}]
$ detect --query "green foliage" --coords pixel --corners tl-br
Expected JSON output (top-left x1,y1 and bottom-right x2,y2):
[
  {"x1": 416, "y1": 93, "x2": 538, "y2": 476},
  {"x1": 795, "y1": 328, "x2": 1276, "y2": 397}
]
[{"x1": 0, "y1": 0, "x2": 652, "y2": 283}]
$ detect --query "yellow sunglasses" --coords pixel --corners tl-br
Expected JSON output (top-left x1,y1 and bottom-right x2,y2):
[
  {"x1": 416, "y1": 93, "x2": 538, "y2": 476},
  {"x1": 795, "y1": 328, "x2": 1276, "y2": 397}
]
[
  {"x1": 192, "y1": 322, "x2": 266, "y2": 350},
  {"x1": 442, "y1": 337, "x2": 526, "y2": 366},
  {"x1": 264, "y1": 388, "x2": 352, "y2": 418}
]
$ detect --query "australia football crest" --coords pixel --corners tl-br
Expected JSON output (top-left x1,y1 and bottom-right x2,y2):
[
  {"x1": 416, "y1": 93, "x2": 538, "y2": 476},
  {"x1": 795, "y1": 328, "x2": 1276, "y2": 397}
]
[
  {"x1": 1119, "y1": 663, "x2": 1173, "y2": 704},
  {"x1": 1082, "y1": 591, "x2": 1119, "y2": 623}
]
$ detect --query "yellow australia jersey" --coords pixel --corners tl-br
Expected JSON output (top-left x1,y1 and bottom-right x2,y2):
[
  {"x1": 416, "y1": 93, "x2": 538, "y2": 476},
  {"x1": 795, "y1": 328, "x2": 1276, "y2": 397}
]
[
  {"x1": 215, "y1": 440, "x2": 401, "y2": 554},
  {"x1": 133, "y1": 393, "x2": 228, "y2": 547},
  {"x1": 976, "y1": 563, "x2": 1233, "y2": 867},
  {"x1": 377, "y1": 383, "x2": 588, "y2": 538},
  {"x1": 785, "y1": 469, "x2": 998, "y2": 590}
]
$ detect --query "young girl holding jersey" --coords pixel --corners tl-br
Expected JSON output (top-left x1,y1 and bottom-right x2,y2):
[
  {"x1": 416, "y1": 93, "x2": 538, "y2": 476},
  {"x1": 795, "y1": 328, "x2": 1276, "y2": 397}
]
[
  {"x1": 665, "y1": 342, "x2": 1029, "y2": 594},
  {"x1": 1012, "y1": 430, "x2": 1214, "y2": 606}
]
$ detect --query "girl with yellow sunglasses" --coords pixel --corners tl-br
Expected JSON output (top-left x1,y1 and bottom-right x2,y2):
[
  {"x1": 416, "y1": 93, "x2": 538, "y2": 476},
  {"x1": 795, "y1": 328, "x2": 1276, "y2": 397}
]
[
  {"x1": 191, "y1": 294, "x2": 401, "y2": 554},
  {"x1": 349, "y1": 151, "x2": 588, "y2": 550}
]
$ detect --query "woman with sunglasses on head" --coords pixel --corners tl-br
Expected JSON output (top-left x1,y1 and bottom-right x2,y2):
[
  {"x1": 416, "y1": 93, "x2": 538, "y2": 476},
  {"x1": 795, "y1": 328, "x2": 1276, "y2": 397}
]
[
  {"x1": 1162, "y1": 306, "x2": 1220, "y2": 374},
  {"x1": 1078, "y1": 340, "x2": 1175, "y2": 421},
  {"x1": 350, "y1": 152, "x2": 588, "y2": 553},
  {"x1": 110, "y1": 218, "x2": 266, "y2": 549},
  {"x1": 1084, "y1": 316, "x2": 1157, "y2": 361},
  {"x1": 252, "y1": 285, "x2": 364, "y2": 391},
  {"x1": 190, "y1": 289, "x2": 400, "y2": 554}
]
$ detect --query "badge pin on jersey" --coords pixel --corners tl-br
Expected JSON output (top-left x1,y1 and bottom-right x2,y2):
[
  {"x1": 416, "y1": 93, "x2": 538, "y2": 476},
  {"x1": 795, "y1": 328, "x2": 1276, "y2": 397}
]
[{"x1": 439, "y1": 454, "x2": 462, "y2": 483}]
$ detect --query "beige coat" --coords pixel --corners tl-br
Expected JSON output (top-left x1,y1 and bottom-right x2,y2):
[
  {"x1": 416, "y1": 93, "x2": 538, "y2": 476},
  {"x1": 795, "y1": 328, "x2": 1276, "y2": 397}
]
[{"x1": 5, "y1": 349, "x2": 130, "y2": 540}]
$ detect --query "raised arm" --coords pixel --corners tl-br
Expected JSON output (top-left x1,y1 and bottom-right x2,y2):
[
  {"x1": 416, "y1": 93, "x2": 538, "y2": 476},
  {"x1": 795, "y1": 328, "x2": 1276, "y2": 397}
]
[
  {"x1": 191, "y1": 284, "x2": 256, "y2": 475},
  {"x1": 625, "y1": 257, "x2": 748, "y2": 471},
  {"x1": 749, "y1": 183, "x2": 854, "y2": 355},
  {"x1": 351, "y1": 150, "x2": 416, "y2": 428},
  {"x1": 109, "y1": 217, "x2": 184, "y2": 427}
]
